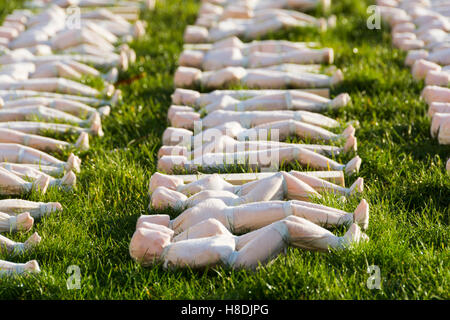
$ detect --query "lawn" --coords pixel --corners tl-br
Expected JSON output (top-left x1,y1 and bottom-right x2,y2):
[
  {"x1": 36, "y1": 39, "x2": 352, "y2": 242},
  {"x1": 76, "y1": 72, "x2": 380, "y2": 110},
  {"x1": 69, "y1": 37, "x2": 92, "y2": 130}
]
[{"x1": 0, "y1": 0, "x2": 448, "y2": 299}]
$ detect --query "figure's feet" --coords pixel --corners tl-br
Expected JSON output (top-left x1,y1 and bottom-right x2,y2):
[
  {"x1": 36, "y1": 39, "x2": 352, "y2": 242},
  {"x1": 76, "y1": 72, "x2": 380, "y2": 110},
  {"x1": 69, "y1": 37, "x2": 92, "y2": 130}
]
[
  {"x1": 34, "y1": 175, "x2": 50, "y2": 194},
  {"x1": 341, "y1": 124, "x2": 355, "y2": 138},
  {"x1": 60, "y1": 171, "x2": 76, "y2": 189},
  {"x1": 66, "y1": 153, "x2": 81, "y2": 173},
  {"x1": 90, "y1": 113, "x2": 104, "y2": 137},
  {"x1": 343, "y1": 134, "x2": 357, "y2": 153},
  {"x1": 75, "y1": 132, "x2": 89, "y2": 151},
  {"x1": 345, "y1": 156, "x2": 362, "y2": 176},
  {"x1": 341, "y1": 223, "x2": 369, "y2": 248},
  {"x1": 349, "y1": 177, "x2": 364, "y2": 196},
  {"x1": 353, "y1": 199, "x2": 369, "y2": 230}
]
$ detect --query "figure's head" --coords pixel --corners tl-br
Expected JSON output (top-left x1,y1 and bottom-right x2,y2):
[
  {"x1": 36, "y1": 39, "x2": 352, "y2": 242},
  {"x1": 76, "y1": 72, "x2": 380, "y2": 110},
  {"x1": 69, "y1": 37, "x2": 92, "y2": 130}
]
[
  {"x1": 171, "y1": 88, "x2": 201, "y2": 105},
  {"x1": 221, "y1": 5, "x2": 252, "y2": 19},
  {"x1": 199, "y1": 2, "x2": 223, "y2": 15},
  {"x1": 412, "y1": 59, "x2": 441, "y2": 80},
  {"x1": 136, "y1": 214, "x2": 171, "y2": 229},
  {"x1": 430, "y1": 113, "x2": 450, "y2": 138},
  {"x1": 167, "y1": 105, "x2": 195, "y2": 122},
  {"x1": 129, "y1": 225, "x2": 173, "y2": 266},
  {"x1": 422, "y1": 85, "x2": 449, "y2": 105},
  {"x1": 426, "y1": 70, "x2": 449, "y2": 86},
  {"x1": 157, "y1": 155, "x2": 188, "y2": 174},
  {"x1": 174, "y1": 66, "x2": 202, "y2": 88},
  {"x1": 157, "y1": 145, "x2": 188, "y2": 159},
  {"x1": 162, "y1": 127, "x2": 192, "y2": 146},
  {"x1": 151, "y1": 186, "x2": 187, "y2": 210},
  {"x1": 170, "y1": 111, "x2": 201, "y2": 129},
  {"x1": 149, "y1": 172, "x2": 183, "y2": 194},
  {"x1": 184, "y1": 25, "x2": 209, "y2": 43},
  {"x1": 179, "y1": 50, "x2": 205, "y2": 68},
  {"x1": 212, "y1": 36, "x2": 244, "y2": 50}
]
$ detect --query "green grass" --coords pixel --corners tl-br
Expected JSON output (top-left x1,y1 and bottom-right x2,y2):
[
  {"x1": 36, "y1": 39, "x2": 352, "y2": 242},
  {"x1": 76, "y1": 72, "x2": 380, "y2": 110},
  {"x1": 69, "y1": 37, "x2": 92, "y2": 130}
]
[{"x1": 0, "y1": 0, "x2": 449, "y2": 299}]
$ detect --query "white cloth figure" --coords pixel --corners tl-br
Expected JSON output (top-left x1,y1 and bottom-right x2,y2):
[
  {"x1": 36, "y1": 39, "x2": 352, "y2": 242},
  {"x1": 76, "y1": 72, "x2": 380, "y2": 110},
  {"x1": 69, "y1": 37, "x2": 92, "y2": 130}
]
[
  {"x1": 0, "y1": 49, "x2": 129, "y2": 71},
  {"x1": 0, "y1": 259, "x2": 40, "y2": 277},
  {"x1": 1, "y1": 96, "x2": 111, "y2": 118},
  {"x1": 171, "y1": 88, "x2": 331, "y2": 107},
  {"x1": 184, "y1": 9, "x2": 328, "y2": 43},
  {"x1": 169, "y1": 108, "x2": 341, "y2": 130},
  {"x1": 0, "y1": 118, "x2": 104, "y2": 137},
  {"x1": 163, "y1": 121, "x2": 355, "y2": 148},
  {"x1": 149, "y1": 170, "x2": 364, "y2": 210},
  {"x1": 174, "y1": 65, "x2": 344, "y2": 89},
  {"x1": 0, "y1": 128, "x2": 89, "y2": 152},
  {"x1": 0, "y1": 162, "x2": 64, "y2": 177},
  {"x1": 157, "y1": 146, "x2": 362, "y2": 175},
  {"x1": 0, "y1": 59, "x2": 118, "y2": 83},
  {"x1": 179, "y1": 46, "x2": 334, "y2": 70},
  {"x1": 0, "y1": 199, "x2": 62, "y2": 219},
  {"x1": 0, "y1": 143, "x2": 81, "y2": 173},
  {"x1": 0, "y1": 89, "x2": 120, "y2": 107},
  {"x1": 0, "y1": 106, "x2": 99, "y2": 128},
  {"x1": 172, "y1": 90, "x2": 351, "y2": 114},
  {"x1": 158, "y1": 134, "x2": 357, "y2": 159},
  {"x1": 0, "y1": 163, "x2": 76, "y2": 190},
  {"x1": 139, "y1": 197, "x2": 370, "y2": 235},
  {"x1": 0, "y1": 78, "x2": 100, "y2": 97},
  {"x1": 0, "y1": 232, "x2": 41, "y2": 255},
  {"x1": 183, "y1": 36, "x2": 320, "y2": 55},
  {"x1": 197, "y1": 0, "x2": 331, "y2": 23},
  {"x1": 130, "y1": 216, "x2": 368, "y2": 270}
]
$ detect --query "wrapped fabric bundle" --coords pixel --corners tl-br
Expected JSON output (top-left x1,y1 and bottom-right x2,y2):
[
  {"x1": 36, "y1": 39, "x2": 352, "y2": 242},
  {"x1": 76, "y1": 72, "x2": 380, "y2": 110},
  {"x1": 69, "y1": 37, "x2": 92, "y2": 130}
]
[
  {"x1": 0, "y1": 143, "x2": 81, "y2": 173},
  {"x1": 0, "y1": 199, "x2": 62, "y2": 219},
  {"x1": 174, "y1": 66, "x2": 343, "y2": 89},
  {"x1": 149, "y1": 171, "x2": 363, "y2": 209}
]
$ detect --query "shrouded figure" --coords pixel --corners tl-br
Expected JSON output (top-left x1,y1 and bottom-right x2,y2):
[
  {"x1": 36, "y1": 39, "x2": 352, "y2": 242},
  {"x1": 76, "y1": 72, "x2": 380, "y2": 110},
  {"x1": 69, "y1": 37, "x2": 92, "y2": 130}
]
[
  {"x1": 157, "y1": 146, "x2": 361, "y2": 175},
  {"x1": 184, "y1": 9, "x2": 329, "y2": 43},
  {"x1": 0, "y1": 199, "x2": 62, "y2": 219},
  {"x1": 0, "y1": 128, "x2": 89, "y2": 152},
  {"x1": 149, "y1": 171, "x2": 364, "y2": 210},
  {"x1": 170, "y1": 90, "x2": 350, "y2": 114},
  {"x1": 174, "y1": 65, "x2": 344, "y2": 89},
  {"x1": 168, "y1": 108, "x2": 342, "y2": 130},
  {"x1": 171, "y1": 88, "x2": 331, "y2": 107},
  {"x1": 162, "y1": 121, "x2": 355, "y2": 150},
  {"x1": 179, "y1": 46, "x2": 334, "y2": 70}
]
